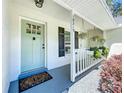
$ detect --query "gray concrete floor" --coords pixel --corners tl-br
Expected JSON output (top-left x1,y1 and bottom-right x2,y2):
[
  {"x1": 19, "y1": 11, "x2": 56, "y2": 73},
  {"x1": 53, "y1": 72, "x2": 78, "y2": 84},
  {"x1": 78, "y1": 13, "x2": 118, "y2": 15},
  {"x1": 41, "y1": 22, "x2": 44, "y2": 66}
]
[{"x1": 8, "y1": 63, "x2": 101, "y2": 93}]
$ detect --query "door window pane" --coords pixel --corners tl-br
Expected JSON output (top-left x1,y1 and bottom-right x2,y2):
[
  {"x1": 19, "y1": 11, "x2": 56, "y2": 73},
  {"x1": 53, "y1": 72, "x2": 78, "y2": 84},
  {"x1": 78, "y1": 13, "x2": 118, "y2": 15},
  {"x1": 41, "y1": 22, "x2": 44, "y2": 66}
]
[
  {"x1": 32, "y1": 25, "x2": 36, "y2": 34},
  {"x1": 37, "y1": 26, "x2": 41, "y2": 35},
  {"x1": 26, "y1": 23, "x2": 31, "y2": 34}
]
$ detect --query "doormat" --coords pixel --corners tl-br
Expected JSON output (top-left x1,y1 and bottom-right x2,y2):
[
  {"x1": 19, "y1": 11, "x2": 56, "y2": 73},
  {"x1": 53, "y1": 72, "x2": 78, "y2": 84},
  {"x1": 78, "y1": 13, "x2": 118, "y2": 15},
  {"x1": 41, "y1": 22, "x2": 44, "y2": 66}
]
[{"x1": 19, "y1": 72, "x2": 52, "y2": 92}]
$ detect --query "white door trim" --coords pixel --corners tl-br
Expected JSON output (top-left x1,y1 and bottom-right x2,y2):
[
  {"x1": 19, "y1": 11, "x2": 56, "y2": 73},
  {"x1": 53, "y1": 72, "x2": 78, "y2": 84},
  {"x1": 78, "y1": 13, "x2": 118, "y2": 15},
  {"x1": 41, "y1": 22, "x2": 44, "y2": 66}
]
[{"x1": 19, "y1": 16, "x2": 47, "y2": 74}]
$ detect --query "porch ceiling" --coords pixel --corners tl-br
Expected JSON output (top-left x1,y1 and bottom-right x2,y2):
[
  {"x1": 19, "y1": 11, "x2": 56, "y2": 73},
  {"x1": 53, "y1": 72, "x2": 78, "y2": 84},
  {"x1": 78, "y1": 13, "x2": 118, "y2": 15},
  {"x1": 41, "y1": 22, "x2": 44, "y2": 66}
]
[{"x1": 54, "y1": 0, "x2": 120, "y2": 30}]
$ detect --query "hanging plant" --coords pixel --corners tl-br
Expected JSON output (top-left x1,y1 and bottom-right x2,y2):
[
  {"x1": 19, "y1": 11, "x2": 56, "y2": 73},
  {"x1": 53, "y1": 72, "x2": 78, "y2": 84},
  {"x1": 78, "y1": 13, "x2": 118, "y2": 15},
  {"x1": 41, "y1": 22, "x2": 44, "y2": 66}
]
[
  {"x1": 98, "y1": 38, "x2": 106, "y2": 45},
  {"x1": 78, "y1": 32, "x2": 87, "y2": 39},
  {"x1": 90, "y1": 36, "x2": 105, "y2": 43},
  {"x1": 99, "y1": 38, "x2": 105, "y2": 43},
  {"x1": 90, "y1": 36, "x2": 100, "y2": 42}
]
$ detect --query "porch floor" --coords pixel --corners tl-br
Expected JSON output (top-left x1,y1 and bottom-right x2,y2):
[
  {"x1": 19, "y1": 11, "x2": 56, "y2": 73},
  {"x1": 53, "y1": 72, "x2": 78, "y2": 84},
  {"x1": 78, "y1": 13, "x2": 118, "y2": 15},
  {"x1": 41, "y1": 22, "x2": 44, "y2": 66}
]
[{"x1": 9, "y1": 63, "x2": 101, "y2": 93}]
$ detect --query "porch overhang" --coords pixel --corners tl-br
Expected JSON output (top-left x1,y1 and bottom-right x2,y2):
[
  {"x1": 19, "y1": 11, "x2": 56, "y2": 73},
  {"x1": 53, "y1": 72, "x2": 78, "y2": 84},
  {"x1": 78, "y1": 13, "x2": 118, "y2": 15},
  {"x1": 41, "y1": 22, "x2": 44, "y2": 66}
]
[{"x1": 54, "y1": 0, "x2": 120, "y2": 30}]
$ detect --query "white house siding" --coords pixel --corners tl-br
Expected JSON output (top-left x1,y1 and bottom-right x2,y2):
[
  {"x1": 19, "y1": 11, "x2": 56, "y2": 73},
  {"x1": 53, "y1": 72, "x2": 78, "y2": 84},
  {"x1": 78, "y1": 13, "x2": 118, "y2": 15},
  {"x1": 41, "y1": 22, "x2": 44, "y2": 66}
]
[
  {"x1": 8, "y1": 0, "x2": 94, "y2": 81},
  {"x1": 3, "y1": 0, "x2": 11, "y2": 92},
  {"x1": 104, "y1": 27, "x2": 122, "y2": 48}
]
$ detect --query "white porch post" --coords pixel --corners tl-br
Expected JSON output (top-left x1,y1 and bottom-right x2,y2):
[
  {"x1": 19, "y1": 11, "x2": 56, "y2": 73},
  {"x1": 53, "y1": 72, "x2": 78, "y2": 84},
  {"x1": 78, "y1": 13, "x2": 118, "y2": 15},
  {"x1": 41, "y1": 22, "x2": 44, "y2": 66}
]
[{"x1": 70, "y1": 10, "x2": 75, "y2": 82}]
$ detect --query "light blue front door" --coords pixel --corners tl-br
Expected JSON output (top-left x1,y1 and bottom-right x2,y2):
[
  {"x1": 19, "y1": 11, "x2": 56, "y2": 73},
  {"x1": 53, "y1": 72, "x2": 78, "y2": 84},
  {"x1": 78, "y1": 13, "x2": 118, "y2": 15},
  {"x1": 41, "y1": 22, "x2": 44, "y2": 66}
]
[{"x1": 21, "y1": 19, "x2": 45, "y2": 72}]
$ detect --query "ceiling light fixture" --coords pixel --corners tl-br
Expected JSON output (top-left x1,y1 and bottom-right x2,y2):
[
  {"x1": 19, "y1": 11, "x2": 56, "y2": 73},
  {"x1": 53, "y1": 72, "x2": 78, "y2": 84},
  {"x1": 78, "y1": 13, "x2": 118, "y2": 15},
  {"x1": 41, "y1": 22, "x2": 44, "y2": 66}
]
[{"x1": 34, "y1": 0, "x2": 44, "y2": 8}]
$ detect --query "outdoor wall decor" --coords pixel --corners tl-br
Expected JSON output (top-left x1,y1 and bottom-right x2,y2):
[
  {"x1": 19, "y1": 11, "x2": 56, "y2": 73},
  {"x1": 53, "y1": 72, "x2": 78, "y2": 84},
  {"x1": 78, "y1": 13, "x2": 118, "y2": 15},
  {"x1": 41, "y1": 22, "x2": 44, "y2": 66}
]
[{"x1": 34, "y1": 0, "x2": 44, "y2": 8}]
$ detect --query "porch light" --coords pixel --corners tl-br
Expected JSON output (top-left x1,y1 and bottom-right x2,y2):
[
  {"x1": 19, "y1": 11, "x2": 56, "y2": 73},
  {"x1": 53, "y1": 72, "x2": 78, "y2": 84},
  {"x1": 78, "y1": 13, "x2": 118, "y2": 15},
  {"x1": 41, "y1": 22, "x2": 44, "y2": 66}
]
[{"x1": 34, "y1": 0, "x2": 44, "y2": 8}]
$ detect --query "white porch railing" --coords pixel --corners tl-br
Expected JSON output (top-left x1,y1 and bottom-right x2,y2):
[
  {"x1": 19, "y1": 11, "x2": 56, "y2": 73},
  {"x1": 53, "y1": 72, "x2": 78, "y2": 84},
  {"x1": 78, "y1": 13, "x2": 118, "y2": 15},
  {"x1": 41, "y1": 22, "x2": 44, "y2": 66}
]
[{"x1": 73, "y1": 49, "x2": 104, "y2": 80}]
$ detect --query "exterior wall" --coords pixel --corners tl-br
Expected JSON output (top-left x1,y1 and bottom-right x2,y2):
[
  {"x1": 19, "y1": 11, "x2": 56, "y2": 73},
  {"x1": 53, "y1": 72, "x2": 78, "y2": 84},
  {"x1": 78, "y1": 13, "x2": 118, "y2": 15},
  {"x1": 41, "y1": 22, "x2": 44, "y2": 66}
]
[
  {"x1": 9, "y1": 0, "x2": 69, "y2": 81},
  {"x1": 8, "y1": 0, "x2": 94, "y2": 81},
  {"x1": 104, "y1": 27, "x2": 122, "y2": 48},
  {"x1": 3, "y1": 0, "x2": 10, "y2": 92}
]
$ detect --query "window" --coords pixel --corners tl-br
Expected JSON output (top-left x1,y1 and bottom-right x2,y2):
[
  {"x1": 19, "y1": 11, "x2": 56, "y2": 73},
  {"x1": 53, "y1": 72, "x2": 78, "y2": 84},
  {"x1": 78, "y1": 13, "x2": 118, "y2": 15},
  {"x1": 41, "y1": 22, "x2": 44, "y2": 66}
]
[
  {"x1": 37, "y1": 26, "x2": 41, "y2": 35},
  {"x1": 75, "y1": 31, "x2": 79, "y2": 49},
  {"x1": 58, "y1": 27, "x2": 79, "y2": 57},
  {"x1": 58, "y1": 27, "x2": 65, "y2": 57},
  {"x1": 65, "y1": 31, "x2": 71, "y2": 54}
]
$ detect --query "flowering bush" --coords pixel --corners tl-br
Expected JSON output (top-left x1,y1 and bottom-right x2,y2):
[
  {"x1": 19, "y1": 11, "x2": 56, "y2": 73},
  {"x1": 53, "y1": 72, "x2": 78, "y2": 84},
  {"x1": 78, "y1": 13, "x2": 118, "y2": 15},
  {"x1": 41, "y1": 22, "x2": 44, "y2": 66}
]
[{"x1": 98, "y1": 54, "x2": 122, "y2": 93}]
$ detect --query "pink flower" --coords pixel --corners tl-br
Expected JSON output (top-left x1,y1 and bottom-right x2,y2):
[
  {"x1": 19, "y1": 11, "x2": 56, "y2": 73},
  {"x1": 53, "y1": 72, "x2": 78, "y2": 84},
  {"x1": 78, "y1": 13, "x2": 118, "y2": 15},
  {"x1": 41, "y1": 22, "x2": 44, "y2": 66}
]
[{"x1": 98, "y1": 54, "x2": 122, "y2": 93}]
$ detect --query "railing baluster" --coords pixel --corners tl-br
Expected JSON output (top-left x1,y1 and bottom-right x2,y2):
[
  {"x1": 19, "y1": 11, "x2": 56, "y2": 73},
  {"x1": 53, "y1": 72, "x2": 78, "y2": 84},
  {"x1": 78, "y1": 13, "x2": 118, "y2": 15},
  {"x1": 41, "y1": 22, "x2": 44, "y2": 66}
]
[
  {"x1": 86, "y1": 51, "x2": 87, "y2": 68},
  {"x1": 83, "y1": 50, "x2": 85, "y2": 69},
  {"x1": 77, "y1": 50, "x2": 79, "y2": 73},
  {"x1": 74, "y1": 49, "x2": 103, "y2": 79},
  {"x1": 88, "y1": 54, "x2": 90, "y2": 66},
  {"x1": 87, "y1": 53, "x2": 89, "y2": 66},
  {"x1": 82, "y1": 50, "x2": 84, "y2": 70},
  {"x1": 75, "y1": 50, "x2": 77, "y2": 74},
  {"x1": 80, "y1": 50, "x2": 82, "y2": 72},
  {"x1": 84, "y1": 50, "x2": 86, "y2": 68},
  {"x1": 78, "y1": 50, "x2": 80, "y2": 72},
  {"x1": 87, "y1": 52, "x2": 89, "y2": 67}
]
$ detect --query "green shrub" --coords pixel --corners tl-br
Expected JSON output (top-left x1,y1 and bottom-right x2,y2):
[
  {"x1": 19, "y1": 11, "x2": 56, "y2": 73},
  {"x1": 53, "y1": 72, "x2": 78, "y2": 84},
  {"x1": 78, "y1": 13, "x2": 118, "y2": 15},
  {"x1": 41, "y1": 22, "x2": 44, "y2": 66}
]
[
  {"x1": 89, "y1": 47, "x2": 98, "y2": 51},
  {"x1": 93, "y1": 49, "x2": 101, "y2": 59},
  {"x1": 99, "y1": 46, "x2": 106, "y2": 50},
  {"x1": 102, "y1": 47, "x2": 109, "y2": 58},
  {"x1": 92, "y1": 46, "x2": 109, "y2": 59}
]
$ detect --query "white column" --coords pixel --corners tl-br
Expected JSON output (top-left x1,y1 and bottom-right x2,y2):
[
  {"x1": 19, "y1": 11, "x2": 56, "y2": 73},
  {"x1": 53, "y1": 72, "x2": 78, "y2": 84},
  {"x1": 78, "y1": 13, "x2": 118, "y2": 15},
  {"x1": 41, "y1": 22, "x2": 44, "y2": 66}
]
[{"x1": 70, "y1": 10, "x2": 76, "y2": 82}]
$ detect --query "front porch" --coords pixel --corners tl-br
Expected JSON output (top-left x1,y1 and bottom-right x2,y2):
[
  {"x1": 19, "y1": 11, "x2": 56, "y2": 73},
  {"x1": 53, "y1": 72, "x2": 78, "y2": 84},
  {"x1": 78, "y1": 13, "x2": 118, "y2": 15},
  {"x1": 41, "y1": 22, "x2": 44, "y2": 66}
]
[
  {"x1": 2, "y1": 0, "x2": 122, "y2": 93},
  {"x1": 9, "y1": 62, "x2": 101, "y2": 93}
]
